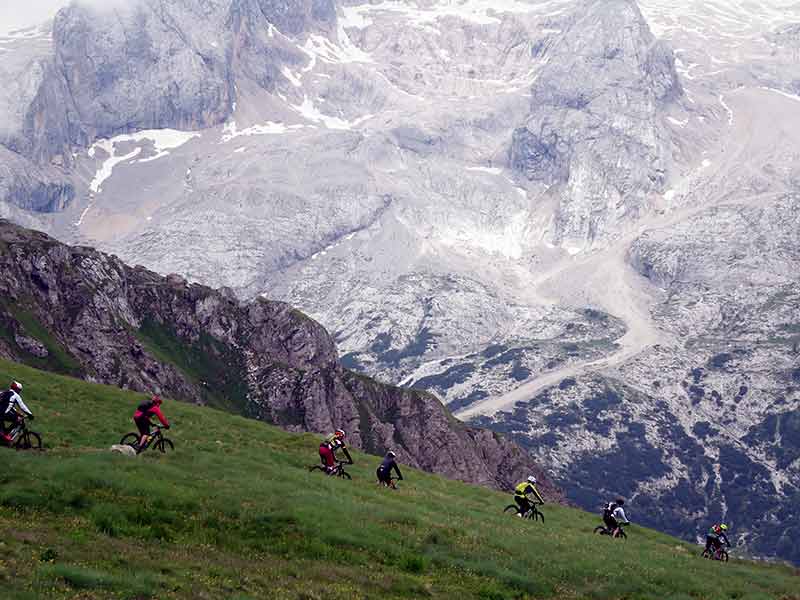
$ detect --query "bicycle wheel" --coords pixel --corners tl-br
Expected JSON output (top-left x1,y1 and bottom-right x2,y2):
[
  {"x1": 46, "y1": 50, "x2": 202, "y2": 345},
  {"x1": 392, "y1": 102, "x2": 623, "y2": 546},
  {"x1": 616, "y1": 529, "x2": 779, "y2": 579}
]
[
  {"x1": 504, "y1": 505, "x2": 520, "y2": 516},
  {"x1": 308, "y1": 465, "x2": 326, "y2": 473},
  {"x1": 533, "y1": 509, "x2": 544, "y2": 523},
  {"x1": 120, "y1": 432, "x2": 139, "y2": 447},
  {"x1": 594, "y1": 526, "x2": 608, "y2": 535},
  {"x1": 15, "y1": 431, "x2": 42, "y2": 450},
  {"x1": 156, "y1": 438, "x2": 174, "y2": 453},
  {"x1": 717, "y1": 550, "x2": 728, "y2": 562},
  {"x1": 616, "y1": 529, "x2": 627, "y2": 539},
  {"x1": 337, "y1": 470, "x2": 352, "y2": 480}
]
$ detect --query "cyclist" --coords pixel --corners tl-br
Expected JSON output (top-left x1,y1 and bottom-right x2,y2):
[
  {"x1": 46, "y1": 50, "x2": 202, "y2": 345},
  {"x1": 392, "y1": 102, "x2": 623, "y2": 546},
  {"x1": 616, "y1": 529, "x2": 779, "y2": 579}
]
[
  {"x1": 602, "y1": 498, "x2": 630, "y2": 536},
  {"x1": 513, "y1": 476, "x2": 544, "y2": 516},
  {"x1": 376, "y1": 450, "x2": 403, "y2": 486},
  {"x1": 133, "y1": 395, "x2": 170, "y2": 452},
  {"x1": 705, "y1": 523, "x2": 730, "y2": 555},
  {"x1": 319, "y1": 429, "x2": 352, "y2": 474},
  {"x1": 0, "y1": 381, "x2": 33, "y2": 443}
]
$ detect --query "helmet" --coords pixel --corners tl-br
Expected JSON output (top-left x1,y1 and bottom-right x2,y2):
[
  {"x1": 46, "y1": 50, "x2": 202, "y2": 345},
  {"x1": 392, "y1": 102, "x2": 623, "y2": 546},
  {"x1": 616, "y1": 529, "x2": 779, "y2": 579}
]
[
  {"x1": 720, "y1": 524, "x2": 728, "y2": 531},
  {"x1": 527, "y1": 476, "x2": 537, "y2": 484},
  {"x1": 334, "y1": 429, "x2": 345, "y2": 438},
  {"x1": 387, "y1": 450, "x2": 396, "y2": 458},
  {"x1": 151, "y1": 394, "x2": 162, "y2": 405},
  {"x1": 616, "y1": 498, "x2": 625, "y2": 506},
  {"x1": 10, "y1": 381, "x2": 22, "y2": 393}
]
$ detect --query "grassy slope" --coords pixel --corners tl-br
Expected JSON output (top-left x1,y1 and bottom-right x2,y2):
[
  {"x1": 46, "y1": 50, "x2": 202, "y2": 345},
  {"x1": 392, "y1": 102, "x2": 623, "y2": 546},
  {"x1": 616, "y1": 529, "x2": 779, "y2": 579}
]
[{"x1": 0, "y1": 359, "x2": 797, "y2": 600}]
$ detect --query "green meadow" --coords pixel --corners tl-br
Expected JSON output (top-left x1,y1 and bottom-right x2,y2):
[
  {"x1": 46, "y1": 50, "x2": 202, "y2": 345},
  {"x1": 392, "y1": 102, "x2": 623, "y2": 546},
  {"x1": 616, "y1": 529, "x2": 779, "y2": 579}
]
[{"x1": 0, "y1": 358, "x2": 797, "y2": 599}]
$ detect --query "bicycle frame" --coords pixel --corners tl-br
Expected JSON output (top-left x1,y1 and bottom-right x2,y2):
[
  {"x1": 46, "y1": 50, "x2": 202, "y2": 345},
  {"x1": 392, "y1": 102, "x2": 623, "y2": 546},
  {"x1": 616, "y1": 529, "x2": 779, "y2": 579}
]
[
  {"x1": 139, "y1": 425, "x2": 164, "y2": 450},
  {"x1": 527, "y1": 504, "x2": 543, "y2": 517},
  {"x1": 4, "y1": 419, "x2": 28, "y2": 443}
]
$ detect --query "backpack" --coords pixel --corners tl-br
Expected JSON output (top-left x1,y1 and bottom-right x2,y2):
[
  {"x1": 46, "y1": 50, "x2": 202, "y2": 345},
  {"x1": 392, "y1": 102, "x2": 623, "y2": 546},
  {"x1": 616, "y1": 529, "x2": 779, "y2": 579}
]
[
  {"x1": 0, "y1": 390, "x2": 13, "y2": 414},
  {"x1": 137, "y1": 400, "x2": 155, "y2": 414},
  {"x1": 603, "y1": 502, "x2": 617, "y2": 519}
]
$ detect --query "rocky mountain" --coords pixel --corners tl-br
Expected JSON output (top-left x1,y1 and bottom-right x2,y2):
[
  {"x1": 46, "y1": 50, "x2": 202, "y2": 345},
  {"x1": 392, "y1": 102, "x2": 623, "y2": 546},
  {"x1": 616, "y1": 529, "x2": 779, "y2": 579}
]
[
  {"x1": 1, "y1": 0, "x2": 799, "y2": 564},
  {"x1": 0, "y1": 218, "x2": 562, "y2": 499},
  {"x1": 510, "y1": 0, "x2": 681, "y2": 248}
]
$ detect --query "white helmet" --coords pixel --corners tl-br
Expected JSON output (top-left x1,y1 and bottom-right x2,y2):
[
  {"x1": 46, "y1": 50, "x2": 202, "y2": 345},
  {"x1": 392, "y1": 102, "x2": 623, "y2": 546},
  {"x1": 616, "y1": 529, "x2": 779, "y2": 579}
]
[{"x1": 527, "y1": 476, "x2": 537, "y2": 484}]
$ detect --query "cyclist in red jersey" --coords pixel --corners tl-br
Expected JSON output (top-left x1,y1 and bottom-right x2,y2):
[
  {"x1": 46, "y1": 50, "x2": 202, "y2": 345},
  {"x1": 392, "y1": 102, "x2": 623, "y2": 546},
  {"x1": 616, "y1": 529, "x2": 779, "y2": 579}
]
[{"x1": 133, "y1": 395, "x2": 170, "y2": 451}]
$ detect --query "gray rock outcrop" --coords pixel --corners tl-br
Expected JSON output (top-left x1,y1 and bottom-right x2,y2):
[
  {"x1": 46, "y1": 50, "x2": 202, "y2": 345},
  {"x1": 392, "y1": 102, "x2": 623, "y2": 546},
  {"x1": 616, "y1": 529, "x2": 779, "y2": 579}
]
[
  {"x1": 510, "y1": 0, "x2": 681, "y2": 247},
  {"x1": 110, "y1": 444, "x2": 138, "y2": 457}
]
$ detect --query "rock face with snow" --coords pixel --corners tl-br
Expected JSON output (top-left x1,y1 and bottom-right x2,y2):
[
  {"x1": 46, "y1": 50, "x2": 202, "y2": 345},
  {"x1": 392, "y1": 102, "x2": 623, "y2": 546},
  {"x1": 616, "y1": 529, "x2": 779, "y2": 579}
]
[
  {"x1": 2, "y1": 0, "x2": 800, "y2": 564},
  {"x1": 510, "y1": 0, "x2": 681, "y2": 248},
  {"x1": 474, "y1": 93, "x2": 800, "y2": 564},
  {"x1": 0, "y1": 218, "x2": 563, "y2": 499},
  {"x1": 0, "y1": 0, "x2": 347, "y2": 212}
]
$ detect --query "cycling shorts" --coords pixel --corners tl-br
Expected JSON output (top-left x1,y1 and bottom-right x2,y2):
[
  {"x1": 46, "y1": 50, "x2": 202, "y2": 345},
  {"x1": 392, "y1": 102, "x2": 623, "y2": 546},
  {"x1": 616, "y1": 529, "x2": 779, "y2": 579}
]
[
  {"x1": 319, "y1": 444, "x2": 335, "y2": 467},
  {"x1": 134, "y1": 416, "x2": 151, "y2": 436}
]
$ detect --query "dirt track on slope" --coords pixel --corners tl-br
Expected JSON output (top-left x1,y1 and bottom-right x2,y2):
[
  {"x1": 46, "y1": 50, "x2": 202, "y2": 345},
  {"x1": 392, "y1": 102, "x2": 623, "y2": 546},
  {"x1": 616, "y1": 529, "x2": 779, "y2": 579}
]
[{"x1": 456, "y1": 87, "x2": 800, "y2": 420}]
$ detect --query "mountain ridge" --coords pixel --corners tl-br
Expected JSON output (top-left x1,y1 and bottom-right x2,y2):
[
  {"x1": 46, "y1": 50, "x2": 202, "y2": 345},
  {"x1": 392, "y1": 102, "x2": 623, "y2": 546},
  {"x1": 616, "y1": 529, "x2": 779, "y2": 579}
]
[{"x1": 0, "y1": 217, "x2": 562, "y2": 498}]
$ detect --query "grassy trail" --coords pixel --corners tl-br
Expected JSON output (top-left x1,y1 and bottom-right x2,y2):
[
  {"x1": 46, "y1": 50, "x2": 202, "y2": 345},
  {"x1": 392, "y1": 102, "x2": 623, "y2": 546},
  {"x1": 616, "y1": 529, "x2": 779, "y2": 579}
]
[{"x1": 0, "y1": 359, "x2": 797, "y2": 600}]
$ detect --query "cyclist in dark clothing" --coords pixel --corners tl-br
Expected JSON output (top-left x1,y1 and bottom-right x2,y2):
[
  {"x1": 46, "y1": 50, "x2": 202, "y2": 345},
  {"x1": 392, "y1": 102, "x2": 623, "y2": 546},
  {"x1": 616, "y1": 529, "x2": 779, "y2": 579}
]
[
  {"x1": 376, "y1": 450, "x2": 403, "y2": 486},
  {"x1": 602, "y1": 498, "x2": 630, "y2": 537},
  {"x1": 705, "y1": 524, "x2": 730, "y2": 554},
  {"x1": 1, "y1": 381, "x2": 32, "y2": 443}
]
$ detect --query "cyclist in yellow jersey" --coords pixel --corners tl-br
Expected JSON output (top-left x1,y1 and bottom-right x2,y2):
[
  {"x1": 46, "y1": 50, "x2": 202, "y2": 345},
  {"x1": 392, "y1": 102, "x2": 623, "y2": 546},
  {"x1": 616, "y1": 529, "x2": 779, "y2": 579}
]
[
  {"x1": 319, "y1": 429, "x2": 352, "y2": 473},
  {"x1": 514, "y1": 476, "x2": 544, "y2": 516}
]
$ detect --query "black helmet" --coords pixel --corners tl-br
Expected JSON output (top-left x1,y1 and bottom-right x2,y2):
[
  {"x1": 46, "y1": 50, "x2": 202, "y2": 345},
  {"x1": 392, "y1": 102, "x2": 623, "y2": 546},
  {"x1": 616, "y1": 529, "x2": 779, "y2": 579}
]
[{"x1": 616, "y1": 498, "x2": 625, "y2": 506}]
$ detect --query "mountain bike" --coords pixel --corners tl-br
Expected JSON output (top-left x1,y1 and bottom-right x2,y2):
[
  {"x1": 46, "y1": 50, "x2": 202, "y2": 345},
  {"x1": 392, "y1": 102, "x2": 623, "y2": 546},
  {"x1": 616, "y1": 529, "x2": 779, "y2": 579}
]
[
  {"x1": 701, "y1": 545, "x2": 729, "y2": 562},
  {"x1": 504, "y1": 502, "x2": 545, "y2": 522},
  {"x1": 308, "y1": 460, "x2": 352, "y2": 479},
  {"x1": 1, "y1": 417, "x2": 42, "y2": 450},
  {"x1": 594, "y1": 524, "x2": 628, "y2": 539},
  {"x1": 120, "y1": 424, "x2": 174, "y2": 454}
]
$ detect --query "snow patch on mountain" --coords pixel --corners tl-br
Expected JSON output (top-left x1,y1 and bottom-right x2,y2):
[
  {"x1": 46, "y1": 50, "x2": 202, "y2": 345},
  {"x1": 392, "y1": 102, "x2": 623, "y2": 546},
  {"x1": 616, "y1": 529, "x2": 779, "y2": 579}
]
[
  {"x1": 88, "y1": 129, "x2": 200, "y2": 193},
  {"x1": 341, "y1": 0, "x2": 570, "y2": 28},
  {"x1": 291, "y1": 96, "x2": 374, "y2": 129},
  {"x1": 761, "y1": 87, "x2": 800, "y2": 103},
  {"x1": 221, "y1": 121, "x2": 304, "y2": 142}
]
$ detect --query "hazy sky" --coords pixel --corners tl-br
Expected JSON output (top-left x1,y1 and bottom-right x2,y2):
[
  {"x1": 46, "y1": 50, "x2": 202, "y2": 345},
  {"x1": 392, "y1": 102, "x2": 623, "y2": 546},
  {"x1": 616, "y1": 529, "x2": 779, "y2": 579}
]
[{"x1": 0, "y1": 0, "x2": 71, "y2": 34}]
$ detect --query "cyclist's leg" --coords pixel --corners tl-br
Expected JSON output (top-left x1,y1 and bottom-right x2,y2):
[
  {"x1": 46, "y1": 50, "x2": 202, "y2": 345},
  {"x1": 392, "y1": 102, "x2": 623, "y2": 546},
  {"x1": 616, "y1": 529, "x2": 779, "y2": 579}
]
[
  {"x1": 377, "y1": 466, "x2": 390, "y2": 485},
  {"x1": 612, "y1": 518, "x2": 622, "y2": 537},
  {"x1": 711, "y1": 537, "x2": 722, "y2": 555},
  {"x1": 514, "y1": 496, "x2": 530, "y2": 516},
  {"x1": 135, "y1": 417, "x2": 150, "y2": 449},
  {"x1": 4, "y1": 414, "x2": 21, "y2": 441},
  {"x1": 603, "y1": 514, "x2": 616, "y2": 533},
  {"x1": 604, "y1": 515, "x2": 619, "y2": 535},
  {"x1": 319, "y1": 444, "x2": 335, "y2": 472}
]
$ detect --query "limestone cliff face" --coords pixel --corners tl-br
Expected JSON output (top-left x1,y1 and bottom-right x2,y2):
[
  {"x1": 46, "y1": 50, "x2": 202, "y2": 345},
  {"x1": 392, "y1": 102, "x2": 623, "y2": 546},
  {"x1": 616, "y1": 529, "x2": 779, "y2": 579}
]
[
  {"x1": 0, "y1": 219, "x2": 562, "y2": 498},
  {"x1": 0, "y1": 0, "x2": 340, "y2": 212},
  {"x1": 510, "y1": 0, "x2": 681, "y2": 249}
]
